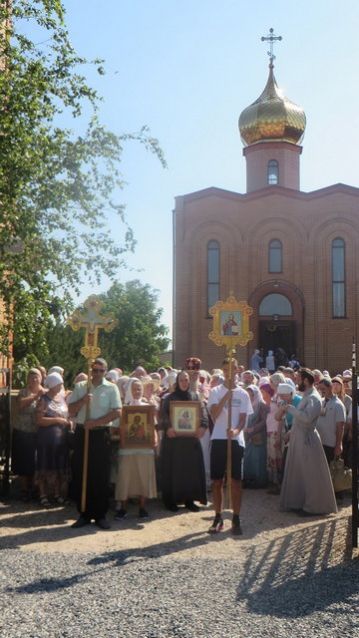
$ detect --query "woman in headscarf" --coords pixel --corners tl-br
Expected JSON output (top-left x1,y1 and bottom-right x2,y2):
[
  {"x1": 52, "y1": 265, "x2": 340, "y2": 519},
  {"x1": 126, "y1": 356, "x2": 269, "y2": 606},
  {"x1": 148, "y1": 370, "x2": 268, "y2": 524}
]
[
  {"x1": 115, "y1": 378, "x2": 157, "y2": 519},
  {"x1": 12, "y1": 368, "x2": 45, "y2": 501},
  {"x1": 243, "y1": 384, "x2": 269, "y2": 488},
  {"x1": 35, "y1": 372, "x2": 71, "y2": 506},
  {"x1": 159, "y1": 370, "x2": 208, "y2": 512},
  {"x1": 264, "y1": 372, "x2": 286, "y2": 493},
  {"x1": 142, "y1": 375, "x2": 161, "y2": 410},
  {"x1": 117, "y1": 375, "x2": 130, "y2": 403},
  {"x1": 274, "y1": 382, "x2": 302, "y2": 478}
]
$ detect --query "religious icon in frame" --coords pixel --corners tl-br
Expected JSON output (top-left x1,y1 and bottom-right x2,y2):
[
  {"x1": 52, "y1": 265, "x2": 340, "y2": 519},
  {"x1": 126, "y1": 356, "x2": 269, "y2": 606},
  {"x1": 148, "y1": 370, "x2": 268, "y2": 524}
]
[
  {"x1": 121, "y1": 405, "x2": 155, "y2": 449},
  {"x1": 209, "y1": 293, "x2": 253, "y2": 348},
  {"x1": 170, "y1": 401, "x2": 201, "y2": 437}
]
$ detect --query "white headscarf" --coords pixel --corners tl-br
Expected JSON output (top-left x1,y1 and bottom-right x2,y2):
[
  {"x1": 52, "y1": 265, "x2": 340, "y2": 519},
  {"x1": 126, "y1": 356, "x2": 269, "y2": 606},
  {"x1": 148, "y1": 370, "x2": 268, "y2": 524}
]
[
  {"x1": 246, "y1": 384, "x2": 262, "y2": 409},
  {"x1": 44, "y1": 372, "x2": 63, "y2": 389},
  {"x1": 162, "y1": 371, "x2": 178, "y2": 390},
  {"x1": 48, "y1": 366, "x2": 64, "y2": 377},
  {"x1": 106, "y1": 369, "x2": 120, "y2": 383},
  {"x1": 124, "y1": 377, "x2": 144, "y2": 405},
  {"x1": 278, "y1": 383, "x2": 295, "y2": 395},
  {"x1": 117, "y1": 375, "x2": 130, "y2": 399}
]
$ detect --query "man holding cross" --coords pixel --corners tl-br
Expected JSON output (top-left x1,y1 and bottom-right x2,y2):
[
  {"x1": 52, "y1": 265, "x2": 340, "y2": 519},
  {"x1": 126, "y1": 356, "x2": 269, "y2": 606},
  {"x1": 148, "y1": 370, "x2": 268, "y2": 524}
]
[
  {"x1": 207, "y1": 358, "x2": 253, "y2": 535},
  {"x1": 69, "y1": 358, "x2": 122, "y2": 529}
]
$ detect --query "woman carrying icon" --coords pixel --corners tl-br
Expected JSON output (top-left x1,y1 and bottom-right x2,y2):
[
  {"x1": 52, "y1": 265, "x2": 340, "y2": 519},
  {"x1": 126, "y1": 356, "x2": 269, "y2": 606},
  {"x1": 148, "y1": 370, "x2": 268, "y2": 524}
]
[{"x1": 159, "y1": 370, "x2": 208, "y2": 512}]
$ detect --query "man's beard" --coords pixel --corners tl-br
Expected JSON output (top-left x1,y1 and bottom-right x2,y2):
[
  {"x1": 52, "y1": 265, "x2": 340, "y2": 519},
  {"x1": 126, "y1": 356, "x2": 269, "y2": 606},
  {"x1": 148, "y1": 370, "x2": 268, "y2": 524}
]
[{"x1": 298, "y1": 382, "x2": 306, "y2": 392}]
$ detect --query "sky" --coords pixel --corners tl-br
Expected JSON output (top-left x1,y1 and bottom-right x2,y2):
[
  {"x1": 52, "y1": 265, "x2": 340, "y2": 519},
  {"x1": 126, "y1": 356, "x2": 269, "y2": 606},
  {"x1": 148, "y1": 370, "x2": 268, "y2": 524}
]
[{"x1": 59, "y1": 0, "x2": 359, "y2": 340}]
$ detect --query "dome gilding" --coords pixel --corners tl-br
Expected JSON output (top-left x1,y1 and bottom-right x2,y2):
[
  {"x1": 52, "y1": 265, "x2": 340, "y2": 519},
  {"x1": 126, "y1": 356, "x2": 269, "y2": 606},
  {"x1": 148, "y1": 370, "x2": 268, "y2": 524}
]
[{"x1": 239, "y1": 64, "x2": 306, "y2": 146}]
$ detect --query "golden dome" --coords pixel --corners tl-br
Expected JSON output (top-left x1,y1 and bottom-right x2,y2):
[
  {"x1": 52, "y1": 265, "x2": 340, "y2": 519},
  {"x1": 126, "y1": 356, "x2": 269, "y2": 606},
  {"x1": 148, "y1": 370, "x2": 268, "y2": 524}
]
[{"x1": 238, "y1": 64, "x2": 306, "y2": 146}]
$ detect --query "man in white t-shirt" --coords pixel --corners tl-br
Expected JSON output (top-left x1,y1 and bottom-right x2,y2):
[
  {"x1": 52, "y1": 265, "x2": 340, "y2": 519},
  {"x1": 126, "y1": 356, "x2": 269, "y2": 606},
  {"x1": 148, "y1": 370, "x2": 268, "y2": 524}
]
[
  {"x1": 316, "y1": 378, "x2": 345, "y2": 464},
  {"x1": 207, "y1": 358, "x2": 253, "y2": 535}
]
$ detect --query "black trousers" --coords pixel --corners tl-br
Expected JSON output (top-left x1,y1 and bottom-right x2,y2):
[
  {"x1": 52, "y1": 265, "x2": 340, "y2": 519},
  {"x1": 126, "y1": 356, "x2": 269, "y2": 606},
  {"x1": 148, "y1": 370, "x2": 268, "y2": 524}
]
[{"x1": 72, "y1": 426, "x2": 110, "y2": 520}]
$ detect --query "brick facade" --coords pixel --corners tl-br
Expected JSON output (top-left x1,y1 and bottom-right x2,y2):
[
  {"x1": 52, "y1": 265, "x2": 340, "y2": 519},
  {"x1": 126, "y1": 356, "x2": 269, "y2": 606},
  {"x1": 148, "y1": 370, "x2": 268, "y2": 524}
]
[{"x1": 173, "y1": 182, "x2": 359, "y2": 374}]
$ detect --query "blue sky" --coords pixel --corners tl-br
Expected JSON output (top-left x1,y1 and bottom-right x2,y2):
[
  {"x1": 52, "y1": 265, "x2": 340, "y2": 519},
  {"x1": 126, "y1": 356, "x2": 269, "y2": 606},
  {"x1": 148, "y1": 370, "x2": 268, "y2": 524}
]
[{"x1": 61, "y1": 1, "x2": 359, "y2": 339}]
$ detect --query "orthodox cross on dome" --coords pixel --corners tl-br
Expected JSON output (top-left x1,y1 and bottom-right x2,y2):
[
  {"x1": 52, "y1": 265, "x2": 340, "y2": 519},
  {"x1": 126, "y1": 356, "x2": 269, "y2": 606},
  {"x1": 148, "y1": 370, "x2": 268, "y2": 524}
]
[{"x1": 261, "y1": 28, "x2": 282, "y2": 66}]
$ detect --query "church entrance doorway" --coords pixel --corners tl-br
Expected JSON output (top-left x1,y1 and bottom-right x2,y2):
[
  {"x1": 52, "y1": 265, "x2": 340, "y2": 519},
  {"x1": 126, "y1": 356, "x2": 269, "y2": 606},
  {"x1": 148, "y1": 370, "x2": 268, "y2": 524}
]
[
  {"x1": 259, "y1": 320, "x2": 296, "y2": 362},
  {"x1": 248, "y1": 283, "x2": 304, "y2": 366}
]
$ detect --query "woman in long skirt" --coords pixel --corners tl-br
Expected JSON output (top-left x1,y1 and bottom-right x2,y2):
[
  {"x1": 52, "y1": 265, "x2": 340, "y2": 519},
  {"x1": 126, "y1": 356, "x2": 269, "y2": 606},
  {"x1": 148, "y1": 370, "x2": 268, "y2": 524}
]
[
  {"x1": 115, "y1": 378, "x2": 157, "y2": 519},
  {"x1": 243, "y1": 385, "x2": 268, "y2": 488},
  {"x1": 159, "y1": 371, "x2": 208, "y2": 512}
]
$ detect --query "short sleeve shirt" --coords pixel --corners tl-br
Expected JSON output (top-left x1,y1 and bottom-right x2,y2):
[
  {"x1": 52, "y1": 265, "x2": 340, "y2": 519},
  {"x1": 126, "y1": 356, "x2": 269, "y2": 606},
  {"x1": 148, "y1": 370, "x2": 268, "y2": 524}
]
[
  {"x1": 207, "y1": 384, "x2": 253, "y2": 446},
  {"x1": 68, "y1": 379, "x2": 121, "y2": 426},
  {"x1": 316, "y1": 395, "x2": 345, "y2": 447}
]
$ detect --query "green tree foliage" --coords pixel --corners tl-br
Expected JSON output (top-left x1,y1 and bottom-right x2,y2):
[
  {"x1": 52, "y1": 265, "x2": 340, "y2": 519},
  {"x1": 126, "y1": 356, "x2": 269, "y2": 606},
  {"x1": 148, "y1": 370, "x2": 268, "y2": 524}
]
[
  {"x1": 14, "y1": 280, "x2": 170, "y2": 386},
  {"x1": 0, "y1": 1, "x2": 165, "y2": 362},
  {"x1": 97, "y1": 281, "x2": 170, "y2": 372}
]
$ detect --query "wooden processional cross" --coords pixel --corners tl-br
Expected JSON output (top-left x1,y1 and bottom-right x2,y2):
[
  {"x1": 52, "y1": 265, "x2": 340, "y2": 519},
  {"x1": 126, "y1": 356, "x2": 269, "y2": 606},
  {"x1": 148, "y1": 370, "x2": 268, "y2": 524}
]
[
  {"x1": 209, "y1": 294, "x2": 253, "y2": 507},
  {"x1": 67, "y1": 295, "x2": 118, "y2": 513}
]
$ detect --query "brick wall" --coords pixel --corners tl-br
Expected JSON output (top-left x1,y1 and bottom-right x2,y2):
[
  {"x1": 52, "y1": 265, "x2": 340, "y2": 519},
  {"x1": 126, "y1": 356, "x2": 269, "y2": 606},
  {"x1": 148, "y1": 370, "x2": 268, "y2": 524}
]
[{"x1": 173, "y1": 184, "x2": 359, "y2": 374}]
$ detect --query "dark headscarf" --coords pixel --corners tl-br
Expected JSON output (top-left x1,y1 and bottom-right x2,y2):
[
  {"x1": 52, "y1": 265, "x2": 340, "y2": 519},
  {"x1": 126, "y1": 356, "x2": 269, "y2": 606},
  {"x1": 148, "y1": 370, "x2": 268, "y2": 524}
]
[
  {"x1": 170, "y1": 371, "x2": 193, "y2": 401},
  {"x1": 160, "y1": 371, "x2": 207, "y2": 431}
]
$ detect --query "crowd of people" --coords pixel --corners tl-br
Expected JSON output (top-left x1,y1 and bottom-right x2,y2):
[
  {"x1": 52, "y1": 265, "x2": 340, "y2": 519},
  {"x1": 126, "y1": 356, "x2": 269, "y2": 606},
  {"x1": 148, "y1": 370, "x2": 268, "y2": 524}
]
[{"x1": 10, "y1": 353, "x2": 355, "y2": 534}]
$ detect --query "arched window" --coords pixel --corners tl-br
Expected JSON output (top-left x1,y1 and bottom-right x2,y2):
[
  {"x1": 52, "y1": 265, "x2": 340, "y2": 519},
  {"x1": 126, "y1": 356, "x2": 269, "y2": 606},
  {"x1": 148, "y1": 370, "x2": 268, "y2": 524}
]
[
  {"x1": 259, "y1": 294, "x2": 293, "y2": 316},
  {"x1": 267, "y1": 159, "x2": 279, "y2": 185},
  {"x1": 207, "y1": 240, "x2": 220, "y2": 311},
  {"x1": 332, "y1": 238, "x2": 346, "y2": 318},
  {"x1": 268, "y1": 239, "x2": 282, "y2": 273}
]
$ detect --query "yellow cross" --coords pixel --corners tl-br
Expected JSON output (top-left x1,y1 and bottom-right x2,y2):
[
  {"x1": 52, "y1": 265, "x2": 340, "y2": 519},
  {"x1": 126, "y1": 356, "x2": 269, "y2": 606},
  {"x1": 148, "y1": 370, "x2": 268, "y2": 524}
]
[{"x1": 67, "y1": 295, "x2": 117, "y2": 362}]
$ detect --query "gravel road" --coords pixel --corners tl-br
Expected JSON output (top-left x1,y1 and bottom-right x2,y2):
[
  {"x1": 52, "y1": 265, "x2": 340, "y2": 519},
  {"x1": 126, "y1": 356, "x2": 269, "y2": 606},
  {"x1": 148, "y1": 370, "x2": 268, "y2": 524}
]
[{"x1": 1, "y1": 492, "x2": 358, "y2": 638}]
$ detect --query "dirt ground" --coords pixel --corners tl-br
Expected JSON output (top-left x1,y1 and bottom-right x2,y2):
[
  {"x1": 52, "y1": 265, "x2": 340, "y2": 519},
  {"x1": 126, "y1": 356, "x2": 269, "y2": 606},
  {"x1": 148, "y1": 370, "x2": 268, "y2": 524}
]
[{"x1": 1, "y1": 490, "x2": 357, "y2": 565}]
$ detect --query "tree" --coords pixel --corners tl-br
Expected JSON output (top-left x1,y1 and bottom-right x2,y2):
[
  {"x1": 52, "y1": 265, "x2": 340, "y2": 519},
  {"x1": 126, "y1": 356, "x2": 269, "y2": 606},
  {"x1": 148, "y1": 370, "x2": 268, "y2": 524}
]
[
  {"x1": 13, "y1": 280, "x2": 170, "y2": 386},
  {"x1": 0, "y1": 1, "x2": 165, "y2": 363},
  {"x1": 97, "y1": 281, "x2": 170, "y2": 372}
]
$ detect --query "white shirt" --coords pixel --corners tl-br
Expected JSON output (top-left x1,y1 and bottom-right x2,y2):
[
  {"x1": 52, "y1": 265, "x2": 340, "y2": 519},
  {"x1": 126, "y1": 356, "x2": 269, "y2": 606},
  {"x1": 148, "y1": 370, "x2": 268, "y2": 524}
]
[
  {"x1": 207, "y1": 384, "x2": 253, "y2": 446},
  {"x1": 316, "y1": 395, "x2": 345, "y2": 448},
  {"x1": 68, "y1": 379, "x2": 121, "y2": 426}
]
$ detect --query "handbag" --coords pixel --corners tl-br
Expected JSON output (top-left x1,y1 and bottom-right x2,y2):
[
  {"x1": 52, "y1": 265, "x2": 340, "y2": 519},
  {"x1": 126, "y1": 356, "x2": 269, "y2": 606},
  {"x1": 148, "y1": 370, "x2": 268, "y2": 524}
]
[{"x1": 329, "y1": 457, "x2": 352, "y2": 492}]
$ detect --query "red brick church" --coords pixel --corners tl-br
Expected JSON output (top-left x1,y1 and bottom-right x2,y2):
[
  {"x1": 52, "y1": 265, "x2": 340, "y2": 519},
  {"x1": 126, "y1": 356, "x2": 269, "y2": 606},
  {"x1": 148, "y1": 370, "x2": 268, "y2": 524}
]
[{"x1": 173, "y1": 37, "x2": 359, "y2": 373}]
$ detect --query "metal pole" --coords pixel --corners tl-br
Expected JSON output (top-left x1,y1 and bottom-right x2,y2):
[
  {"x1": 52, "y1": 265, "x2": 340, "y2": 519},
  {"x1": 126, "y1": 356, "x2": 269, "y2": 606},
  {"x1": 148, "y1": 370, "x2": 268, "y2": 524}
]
[{"x1": 351, "y1": 338, "x2": 358, "y2": 548}]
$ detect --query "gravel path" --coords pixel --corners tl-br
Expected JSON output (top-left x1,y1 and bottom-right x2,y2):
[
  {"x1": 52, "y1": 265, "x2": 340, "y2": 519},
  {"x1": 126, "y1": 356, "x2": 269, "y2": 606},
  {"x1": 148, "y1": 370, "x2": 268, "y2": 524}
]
[{"x1": 1, "y1": 492, "x2": 358, "y2": 638}]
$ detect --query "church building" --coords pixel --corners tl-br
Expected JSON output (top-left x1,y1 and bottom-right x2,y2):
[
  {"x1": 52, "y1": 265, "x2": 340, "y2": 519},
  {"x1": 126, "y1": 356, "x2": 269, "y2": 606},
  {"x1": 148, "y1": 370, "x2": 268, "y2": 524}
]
[{"x1": 173, "y1": 35, "x2": 359, "y2": 373}]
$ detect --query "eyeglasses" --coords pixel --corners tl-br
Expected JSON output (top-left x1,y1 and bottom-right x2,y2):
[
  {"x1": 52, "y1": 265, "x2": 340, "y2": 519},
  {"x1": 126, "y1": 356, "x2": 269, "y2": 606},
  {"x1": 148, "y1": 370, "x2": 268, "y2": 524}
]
[{"x1": 92, "y1": 368, "x2": 106, "y2": 373}]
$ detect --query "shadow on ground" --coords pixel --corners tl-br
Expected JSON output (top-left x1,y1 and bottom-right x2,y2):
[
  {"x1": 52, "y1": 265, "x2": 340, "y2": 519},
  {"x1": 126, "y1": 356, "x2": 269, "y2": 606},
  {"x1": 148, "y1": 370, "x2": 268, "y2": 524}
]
[
  {"x1": 237, "y1": 515, "x2": 359, "y2": 618},
  {"x1": 5, "y1": 528, "x2": 227, "y2": 594}
]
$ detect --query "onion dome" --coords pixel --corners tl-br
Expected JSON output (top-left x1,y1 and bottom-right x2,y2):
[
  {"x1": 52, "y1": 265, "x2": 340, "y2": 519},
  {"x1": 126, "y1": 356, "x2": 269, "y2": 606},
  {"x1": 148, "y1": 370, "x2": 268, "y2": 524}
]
[{"x1": 239, "y1": 63, "x2": 306, "y2": 146}]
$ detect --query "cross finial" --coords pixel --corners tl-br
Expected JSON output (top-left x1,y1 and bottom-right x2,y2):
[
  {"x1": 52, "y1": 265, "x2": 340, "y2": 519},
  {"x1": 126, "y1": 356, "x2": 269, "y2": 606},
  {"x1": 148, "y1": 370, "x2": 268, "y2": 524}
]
[
  {"x1": 67, "y1": 295, "x2": 118, "y2": 362},
  {"x1": 261, "y1": 28, "x2": 282, "y2": 67}
]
